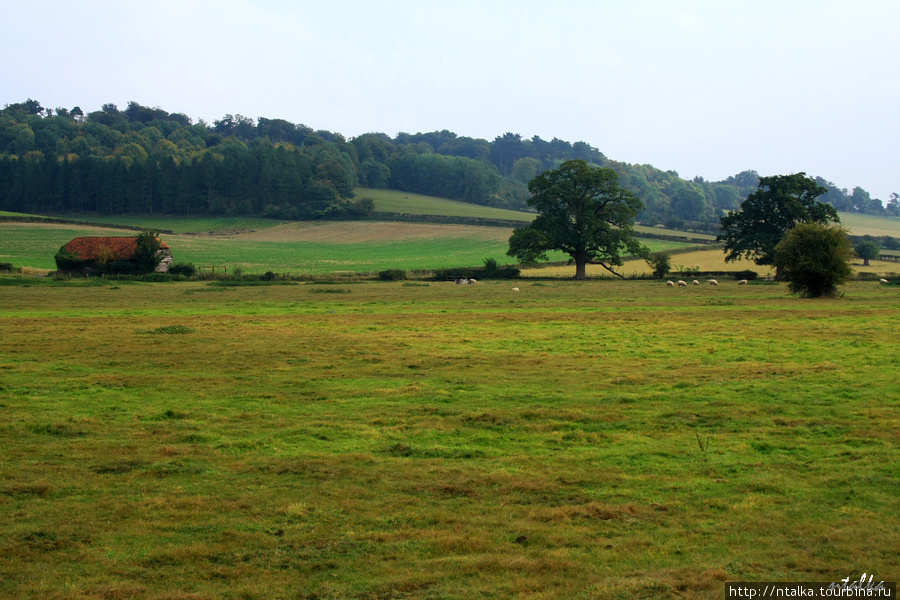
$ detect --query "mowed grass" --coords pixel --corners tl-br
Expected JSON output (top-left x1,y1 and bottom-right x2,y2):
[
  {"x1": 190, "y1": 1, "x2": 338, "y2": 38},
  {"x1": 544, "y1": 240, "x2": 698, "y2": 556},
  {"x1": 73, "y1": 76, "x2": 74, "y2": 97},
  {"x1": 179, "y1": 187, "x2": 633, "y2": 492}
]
[
  {"x1": 354, "y1": 188, "x2": 534, "y2": 222},
  {"x1": 0, "y1": 222, "x2": 689, "y2": 274},
  {"x1": 55, "y1": 215, "x2": 290, "y2": 235},
  {"x1": 527, "y1": 247, "x2": 900, "y2": 279},
  {"x1": 836, "y1": 212, "x2": 900, "y2": 237},
  {"x1": 0, "y1": 279, "x2": 897, "y2": 599}
]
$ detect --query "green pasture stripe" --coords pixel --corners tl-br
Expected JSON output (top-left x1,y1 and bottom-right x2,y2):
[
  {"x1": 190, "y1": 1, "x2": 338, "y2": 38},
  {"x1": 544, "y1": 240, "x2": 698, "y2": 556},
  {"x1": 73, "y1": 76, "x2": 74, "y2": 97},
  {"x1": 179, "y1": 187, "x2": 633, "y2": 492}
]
[{"x1": 0, "y1": 222, "x2": 689, "y2": 273}]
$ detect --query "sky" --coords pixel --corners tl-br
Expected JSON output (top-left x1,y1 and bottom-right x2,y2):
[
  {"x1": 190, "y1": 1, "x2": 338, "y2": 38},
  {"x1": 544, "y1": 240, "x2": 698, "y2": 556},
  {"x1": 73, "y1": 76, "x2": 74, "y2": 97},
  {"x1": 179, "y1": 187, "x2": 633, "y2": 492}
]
[{"x1": 2, "y1": 0, "x2": 898, "y2": 201}]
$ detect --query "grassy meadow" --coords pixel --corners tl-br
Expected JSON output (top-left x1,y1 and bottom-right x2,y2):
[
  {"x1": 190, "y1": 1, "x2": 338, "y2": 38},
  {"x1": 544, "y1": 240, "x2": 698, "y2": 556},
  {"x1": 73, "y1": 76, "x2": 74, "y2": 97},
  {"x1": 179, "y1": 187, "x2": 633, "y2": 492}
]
[
  {"x1": 0, "y1": 220, "x2": 689, "y2": 275},
  {"x1": 0, "y1": 278, "x2": 898, "y2": 599}
]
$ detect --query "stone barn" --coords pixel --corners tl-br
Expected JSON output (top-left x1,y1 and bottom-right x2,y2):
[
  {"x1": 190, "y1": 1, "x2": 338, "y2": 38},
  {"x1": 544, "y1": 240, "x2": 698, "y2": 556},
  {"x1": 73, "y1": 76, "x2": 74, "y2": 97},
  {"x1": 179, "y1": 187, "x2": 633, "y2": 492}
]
[{"x1": 56, "y1": 236, "x2": 173, "y2": 275}]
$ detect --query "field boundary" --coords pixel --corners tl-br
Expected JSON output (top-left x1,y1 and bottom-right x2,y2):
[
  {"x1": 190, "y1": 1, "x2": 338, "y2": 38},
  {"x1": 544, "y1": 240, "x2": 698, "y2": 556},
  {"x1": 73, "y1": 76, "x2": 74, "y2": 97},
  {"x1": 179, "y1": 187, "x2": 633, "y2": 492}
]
[{"x1": 0, "y1": 215, "x2": 174, "y2": 234}]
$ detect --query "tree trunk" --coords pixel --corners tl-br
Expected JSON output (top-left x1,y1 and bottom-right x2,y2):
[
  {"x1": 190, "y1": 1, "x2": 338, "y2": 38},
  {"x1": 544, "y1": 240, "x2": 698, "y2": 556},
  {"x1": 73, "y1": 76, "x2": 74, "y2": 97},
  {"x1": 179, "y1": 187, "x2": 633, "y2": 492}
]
[
  {"x1": 574, "y1": 257, "x2": 587, "y2": 280},
  {"x1": 864, "y1": 258, "x2": 870, "y2": 266}
]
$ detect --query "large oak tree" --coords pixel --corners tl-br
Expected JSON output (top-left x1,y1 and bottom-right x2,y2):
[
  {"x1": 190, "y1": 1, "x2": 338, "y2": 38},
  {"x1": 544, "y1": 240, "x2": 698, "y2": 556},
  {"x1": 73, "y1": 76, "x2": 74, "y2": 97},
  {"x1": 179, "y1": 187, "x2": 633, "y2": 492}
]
[
  {"x1": 507, "y1": 160, "x2": 648, "y2": 279},
  {"x1": 718, "y1": 173, "x2": 839, "y2": 270}
]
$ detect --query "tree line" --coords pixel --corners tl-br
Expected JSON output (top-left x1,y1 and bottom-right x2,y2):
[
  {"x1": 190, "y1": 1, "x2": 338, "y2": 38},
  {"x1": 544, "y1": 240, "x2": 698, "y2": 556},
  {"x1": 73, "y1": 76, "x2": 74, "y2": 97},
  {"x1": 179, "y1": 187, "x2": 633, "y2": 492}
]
[{"x1": 1, "y1": 99, "x2": 897, "y2": 223}]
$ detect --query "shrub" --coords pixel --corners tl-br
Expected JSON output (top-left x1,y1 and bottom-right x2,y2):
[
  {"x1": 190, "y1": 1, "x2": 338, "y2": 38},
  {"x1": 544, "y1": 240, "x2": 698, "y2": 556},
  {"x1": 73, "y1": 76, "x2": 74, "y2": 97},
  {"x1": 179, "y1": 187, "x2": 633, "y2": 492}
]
[
  {"x1": 773, "y1": 223, "x2": 853, "y2": 298},
  {"x1": 432, "y1": 263, "x2": 520, "y2": 281},
  {"x1": 733, "y1": 270, "x2": 759, "y2": 281},
  {"x1": 54, "y1": 248, "x2": 82, "y2": 272},
  {"x1": 139, "y1": 273, "x2": 174, "y2": 282},
  {"x1": 646, "y1": 252, "x2": 671, "y2": 278},
  {"x1": 132, "y1": 231, "x2": 163, "y2": 274},
  {"x1": 0, "y1": 262, "x2": 14, "y2": 272},
  {"x1": 169, "y1": 263, "x2": 197, "y2": 277},
  {"x1": 378, "y1": 269, "x2": 406, "y2": 281}
]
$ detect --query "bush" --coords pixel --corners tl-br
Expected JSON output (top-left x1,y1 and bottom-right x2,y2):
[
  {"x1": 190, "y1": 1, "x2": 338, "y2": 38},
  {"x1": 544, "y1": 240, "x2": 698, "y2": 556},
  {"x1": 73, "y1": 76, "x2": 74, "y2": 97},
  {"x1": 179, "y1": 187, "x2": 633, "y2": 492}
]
[
  {"x1": 733, "y1": 270, "x2": 759, "y2": 281},
  {"x1": 646, "y1": 252, "x2": 671, "y2": 278},
  {"x1": 773, "y1": 224, "x2": 852, "y2": 298},
  {"x1": 0, "y1": 262, "x2": 15, "y2": 272},
  {"x1": 169, "y1": 263, "x2": 197, "y2": 277},
  {"x1": 481, "y1": 258, "x2": 501, "y2": 279},
  {"x1": 432, "y1": 262, "x2": 520, "y2": 281},
  {"x1": 139, "y1": 273, "x2": 174, "y2": 282},
  {"x1": 378, "y1": 269, "x2": 407, "y2": 281}
]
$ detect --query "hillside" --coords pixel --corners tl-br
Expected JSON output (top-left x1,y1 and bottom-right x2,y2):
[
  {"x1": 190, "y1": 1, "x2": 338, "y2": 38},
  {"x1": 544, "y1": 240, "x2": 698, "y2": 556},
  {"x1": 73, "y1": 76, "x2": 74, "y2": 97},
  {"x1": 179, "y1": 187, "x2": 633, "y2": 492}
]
[{"x1": 3, "y1": 99, "x2": 896, "y2": 229}]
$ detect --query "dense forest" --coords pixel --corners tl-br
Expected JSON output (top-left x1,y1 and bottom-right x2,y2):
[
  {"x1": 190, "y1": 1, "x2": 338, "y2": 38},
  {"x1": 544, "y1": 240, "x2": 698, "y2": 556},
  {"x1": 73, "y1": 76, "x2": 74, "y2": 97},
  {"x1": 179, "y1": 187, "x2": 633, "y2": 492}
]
[{"x1": 2, "y1": 99, "x2": 897, "y2": 225}]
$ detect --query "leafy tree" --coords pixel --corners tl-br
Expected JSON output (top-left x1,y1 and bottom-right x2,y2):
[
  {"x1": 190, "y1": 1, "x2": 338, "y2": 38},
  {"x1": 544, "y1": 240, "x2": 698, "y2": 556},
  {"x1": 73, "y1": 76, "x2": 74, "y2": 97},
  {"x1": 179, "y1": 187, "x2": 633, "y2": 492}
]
[
  {"x1": 887, "y1": 193, "x2": 900, "y2": 217},
  {"x1": 854, "y1": 236, "x2": 880, "y2": 266},
  {"x1": 507, "y1": 160, "x2": 648, "y2": 279},
  {"x1": 850, "y1": 186, "x2": 883, "y2": 214},
  {"x1": 670, "y1": 183, "x2": 707, "y2": 221},
  {"x1": 718, "y1": 173, "x2": 839, "y2": 271},
  {"x1": 132, "y1": 231, "x2": 163, "y2": 274},
  {"x1": 490, "y1": 132, "x2": 526, "y2": 175},
  {"x1": 646, "y1": 252, "x2": 672, "y2": 279},
  {"x1": 510, "y1": 157, "x2": 542, "y2": 185},
  {"x1": 773, "y1": 223, "x2": 853, "y2": 298}
]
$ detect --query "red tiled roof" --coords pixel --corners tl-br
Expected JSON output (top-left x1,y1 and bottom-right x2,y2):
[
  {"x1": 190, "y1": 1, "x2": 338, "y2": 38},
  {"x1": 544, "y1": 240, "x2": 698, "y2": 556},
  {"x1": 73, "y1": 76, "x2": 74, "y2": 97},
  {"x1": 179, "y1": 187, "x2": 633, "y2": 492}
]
[{"x1": 63, "y1": 237, "x2": 169, "y2": 261}]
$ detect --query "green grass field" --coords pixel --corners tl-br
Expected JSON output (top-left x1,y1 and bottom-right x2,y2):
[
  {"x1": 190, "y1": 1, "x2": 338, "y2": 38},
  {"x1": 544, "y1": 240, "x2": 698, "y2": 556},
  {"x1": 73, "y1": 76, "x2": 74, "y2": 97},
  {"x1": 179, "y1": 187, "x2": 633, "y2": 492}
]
[
  {"x1": 0, "y1": 279, "x2": 897, "y2": 599},
  {"x1": 354, "y1": 189, "x2": 534, "y2": 222},
  {"x1": 0, "y1": 221, "x2": 689, "y2": 274},
  {"x1": 835, "y1": 212, "x2": 900, "y2": 237}
]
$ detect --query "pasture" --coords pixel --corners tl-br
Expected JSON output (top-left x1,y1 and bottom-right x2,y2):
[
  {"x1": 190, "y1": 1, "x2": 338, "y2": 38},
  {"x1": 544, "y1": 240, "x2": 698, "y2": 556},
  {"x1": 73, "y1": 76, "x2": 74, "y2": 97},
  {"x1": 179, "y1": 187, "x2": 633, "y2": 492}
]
[
  {"x1": 0, "y1": 221, "x2": 689, "y2": 275},
  {"x1": 0, "y1": 278, "x2": 897, "y2": 599}
]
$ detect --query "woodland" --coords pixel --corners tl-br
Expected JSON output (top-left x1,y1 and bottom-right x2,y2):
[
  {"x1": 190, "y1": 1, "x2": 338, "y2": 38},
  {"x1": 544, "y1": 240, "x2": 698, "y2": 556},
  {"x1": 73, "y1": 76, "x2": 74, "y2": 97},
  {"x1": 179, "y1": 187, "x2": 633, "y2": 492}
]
[{"x1": 1, "y1": 99, "x2": 897, "y2": 225}]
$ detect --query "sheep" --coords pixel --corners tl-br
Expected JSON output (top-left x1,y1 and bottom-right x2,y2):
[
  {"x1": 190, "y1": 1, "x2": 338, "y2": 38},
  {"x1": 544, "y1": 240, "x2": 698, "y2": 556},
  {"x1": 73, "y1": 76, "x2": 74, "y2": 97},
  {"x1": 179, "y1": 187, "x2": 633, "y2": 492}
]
[
  {"x1": 738, "y1": 279, "x2": 748, "y2": 285},
  {"x1": 511, "y1": 287, "x2": 520, "y2": 292},
  {"x1": 708, "y1": 279, "x2": 718, "y2": 286},
  {"x1": 666, "y1": 281, "x2": 675, "y2": 287},
  {"x1": 456, "y1": 278, "x2": 468, "y2": 285},
  {"x1": 879, "y1": 278, "x2": 889, "y2": 284},
  {"x1": 692, "y1": 280, "x2": 700, "y2": 286},
  {"x1": 677, "y1": 280, "x2": 688, "y2": 287},
  {"x1": 468, "y1": 278, "x2": 477, "y2": 284}
]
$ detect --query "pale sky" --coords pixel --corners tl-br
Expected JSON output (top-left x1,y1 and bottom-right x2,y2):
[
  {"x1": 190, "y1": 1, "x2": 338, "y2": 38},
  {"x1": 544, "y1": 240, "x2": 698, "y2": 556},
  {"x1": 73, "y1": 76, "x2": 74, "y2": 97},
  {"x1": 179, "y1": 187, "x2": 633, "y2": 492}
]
[{"x1": 2, "y1": 0, "x2": 898, "y2": 201}]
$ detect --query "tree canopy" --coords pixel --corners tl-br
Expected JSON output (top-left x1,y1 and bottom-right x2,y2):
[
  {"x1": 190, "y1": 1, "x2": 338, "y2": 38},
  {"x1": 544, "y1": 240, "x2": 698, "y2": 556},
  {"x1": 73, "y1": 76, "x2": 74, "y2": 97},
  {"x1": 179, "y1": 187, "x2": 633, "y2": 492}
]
[
  {"x1": 0, "y1": 99, "x2": 892, "y2": 222},
  {"x1": 853, "y1": 236, "x2": 880, "y2": 266},
  {"x1": 718, "y1": 173, "x2": 840, "y2": 268},
  {"x1": 507, "y1": 160, "x2": 648, "y2": 279},
  {"x1": 773, "y1": 223, "x2": 853, "y2": 298}
]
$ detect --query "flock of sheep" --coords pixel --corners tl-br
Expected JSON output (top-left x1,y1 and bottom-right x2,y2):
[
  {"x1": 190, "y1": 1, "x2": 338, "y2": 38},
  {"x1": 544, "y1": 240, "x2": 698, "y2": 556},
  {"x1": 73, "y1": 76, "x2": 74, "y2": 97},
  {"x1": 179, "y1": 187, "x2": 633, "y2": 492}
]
[
  {"x1": 666, "y1": 279, "x2": 733, "y2": 287},
  {"x1": 455, "y1": 277, "x2": 890, "y2": 292},
  {"x1": 665, "y1": 278, "x2": 891, "y2": 287}
]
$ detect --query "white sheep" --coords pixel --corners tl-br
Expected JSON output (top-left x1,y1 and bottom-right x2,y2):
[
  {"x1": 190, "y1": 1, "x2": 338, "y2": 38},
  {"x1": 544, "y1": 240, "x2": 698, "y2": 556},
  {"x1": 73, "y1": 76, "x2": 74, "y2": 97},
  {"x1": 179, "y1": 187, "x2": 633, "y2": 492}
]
[
  {"x1": 692, "y1": 280, "x2": 700, "y2": 286},
  {"x1": 511, "y1": 287, "x2": 520, "y2": 292},
  {"x1": 738, "y1": 279, "x2": 748, "y2": 285},
  {"x1": 468, "y1": 278, "x2": 477, "y2": 284},
  {"x1": 666, "y1": 281, "x2": 675, "y2": 287},
  {"x1": 879, "y1": 278, "x2": 889, "y2": 284},
  {"x1": 677, "y1": 280, "x2": 688, "y2": 287},
  {"x1": 708, "y1": 279, "x2": 718, "y2": 286}
]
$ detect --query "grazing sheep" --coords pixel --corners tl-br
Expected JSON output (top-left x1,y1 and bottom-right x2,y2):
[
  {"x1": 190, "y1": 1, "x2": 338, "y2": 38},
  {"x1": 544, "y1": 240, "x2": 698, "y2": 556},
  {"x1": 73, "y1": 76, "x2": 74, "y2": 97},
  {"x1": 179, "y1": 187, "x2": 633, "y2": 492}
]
[
  {"x1": 666, "y1": 281, "x2": 675, "y2": 287},
  {"x1": 468, "y1": 278, "x2": 477, "y2": 284},
  {"x1": 692, "y1": 280, "x2": 700, "y2": 286},
  {"x1": 456, "y1": 278, "x2": 468, "y2": 285},
  {"x1": 708, "y1": 279, "x2": 718, "y2": 286},
  {"x1": 511, "y1": 287, "x2": 520, "y2": 292},
  {"x1": 738, "y1": 279, "x2": 748, "y2": 285},
  {"x1": 879, "y1": 278, "x2": 889, "y2": 284},
  {"x1": 677, "y1": 280, "x2": 688, "y2": 287}
]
